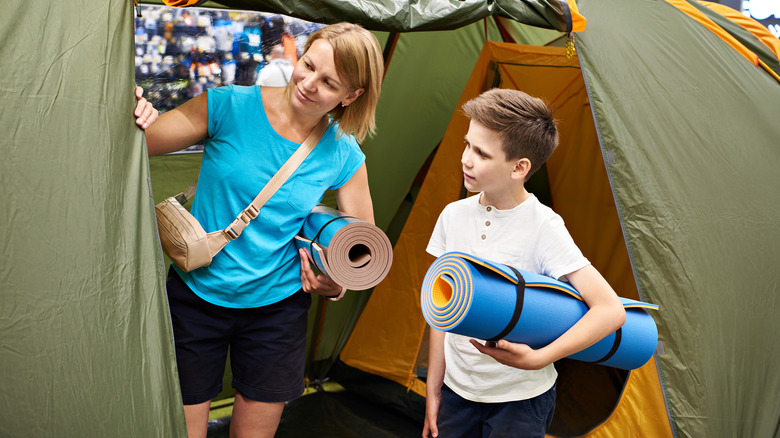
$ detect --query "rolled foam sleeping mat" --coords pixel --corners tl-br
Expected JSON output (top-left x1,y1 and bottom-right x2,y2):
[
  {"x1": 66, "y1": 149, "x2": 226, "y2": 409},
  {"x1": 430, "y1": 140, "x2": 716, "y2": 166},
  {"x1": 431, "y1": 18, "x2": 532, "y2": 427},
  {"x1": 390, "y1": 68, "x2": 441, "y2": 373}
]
[
  {"x1": 294, "y1": 205, "x2": 393, "y2": 291},
  {"x1": 421, "y1": 251, "x2": 659, "y2": 370}
]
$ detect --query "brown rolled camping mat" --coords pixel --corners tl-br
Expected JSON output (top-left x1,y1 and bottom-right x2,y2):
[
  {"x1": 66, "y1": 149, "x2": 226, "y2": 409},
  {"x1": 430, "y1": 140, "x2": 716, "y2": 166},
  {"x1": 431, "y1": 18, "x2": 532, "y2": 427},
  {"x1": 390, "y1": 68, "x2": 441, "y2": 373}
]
[{"x1": 294, "y1": 205, "x2": 393, "y2": 291}]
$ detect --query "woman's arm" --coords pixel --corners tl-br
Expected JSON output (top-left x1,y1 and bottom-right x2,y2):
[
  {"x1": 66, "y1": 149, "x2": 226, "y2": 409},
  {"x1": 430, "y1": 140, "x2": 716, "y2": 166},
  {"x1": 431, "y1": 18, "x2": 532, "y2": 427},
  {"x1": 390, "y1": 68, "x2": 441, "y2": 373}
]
[
  {"x1": 299, "y1": 163, "x2": 374, "y2": 299},
  {"x1": 135, "y1": 87, "x2": 209, "y2": 156},
  {"x1": 334, "y1": 163, "x2": 374, "y2": 224}
]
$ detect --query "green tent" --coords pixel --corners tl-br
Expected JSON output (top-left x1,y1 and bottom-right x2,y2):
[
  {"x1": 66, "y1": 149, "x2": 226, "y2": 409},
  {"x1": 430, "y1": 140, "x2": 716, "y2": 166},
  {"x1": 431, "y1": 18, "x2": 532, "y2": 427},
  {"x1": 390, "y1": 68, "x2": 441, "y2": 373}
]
[{"x1": 2, "y1": 0, "x2": 778, "y2": 437}]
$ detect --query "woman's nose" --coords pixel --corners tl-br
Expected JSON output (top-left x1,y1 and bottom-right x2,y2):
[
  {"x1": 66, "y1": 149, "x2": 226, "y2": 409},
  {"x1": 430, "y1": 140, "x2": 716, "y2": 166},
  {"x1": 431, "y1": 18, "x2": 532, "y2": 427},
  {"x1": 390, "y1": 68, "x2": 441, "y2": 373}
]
[{"x1": 301, "y1": 74, "x2": 317, "y2": 91}]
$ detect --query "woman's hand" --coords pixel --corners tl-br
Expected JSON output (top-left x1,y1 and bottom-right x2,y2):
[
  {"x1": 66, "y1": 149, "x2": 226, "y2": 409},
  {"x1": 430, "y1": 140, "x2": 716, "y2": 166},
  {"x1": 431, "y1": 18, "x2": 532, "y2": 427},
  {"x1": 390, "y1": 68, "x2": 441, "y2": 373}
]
[
  {"x1": 134, "y1": 86, "x2": 159, "y2": 129},
  {"x1": 299, "y1": 249, "x2": 347, "y2": 301}
]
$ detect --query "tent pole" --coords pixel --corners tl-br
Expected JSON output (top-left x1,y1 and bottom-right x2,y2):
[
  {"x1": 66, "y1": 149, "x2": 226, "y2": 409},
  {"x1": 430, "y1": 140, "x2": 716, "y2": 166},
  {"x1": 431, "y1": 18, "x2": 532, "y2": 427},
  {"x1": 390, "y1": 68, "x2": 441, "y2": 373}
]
[
  {"x1": 383, "y1": 32, "x2": 400, "y2": 78},
  {"x1": 492, "y1": 16, "x2": 516, "y2": 44}
]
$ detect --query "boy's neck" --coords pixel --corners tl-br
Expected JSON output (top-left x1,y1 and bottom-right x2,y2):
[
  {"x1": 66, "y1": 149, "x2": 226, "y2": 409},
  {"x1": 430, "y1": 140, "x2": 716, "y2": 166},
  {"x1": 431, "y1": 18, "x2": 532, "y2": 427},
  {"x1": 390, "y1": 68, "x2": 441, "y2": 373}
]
[{"x1": 478, "y1": 185, "x2": 531, "y2": 210}]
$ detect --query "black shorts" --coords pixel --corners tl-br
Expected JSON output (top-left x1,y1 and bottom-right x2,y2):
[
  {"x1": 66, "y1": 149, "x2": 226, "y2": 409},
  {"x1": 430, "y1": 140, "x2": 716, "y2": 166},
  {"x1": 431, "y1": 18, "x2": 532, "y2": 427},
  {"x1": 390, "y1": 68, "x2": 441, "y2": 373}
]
[
  {"x1": 437, "y1": 384, "x2": 556, "y2": 438},
  {"x1": 166, "y1": 267, "x2": 311, "y2": 405}
]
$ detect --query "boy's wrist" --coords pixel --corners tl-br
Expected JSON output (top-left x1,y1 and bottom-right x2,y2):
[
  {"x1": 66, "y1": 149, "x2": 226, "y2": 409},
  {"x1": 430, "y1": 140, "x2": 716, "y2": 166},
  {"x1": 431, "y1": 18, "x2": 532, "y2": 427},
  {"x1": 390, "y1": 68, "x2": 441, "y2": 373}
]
[{"x1": 531, "y1": 345, "x2": 559, "y2": 369}]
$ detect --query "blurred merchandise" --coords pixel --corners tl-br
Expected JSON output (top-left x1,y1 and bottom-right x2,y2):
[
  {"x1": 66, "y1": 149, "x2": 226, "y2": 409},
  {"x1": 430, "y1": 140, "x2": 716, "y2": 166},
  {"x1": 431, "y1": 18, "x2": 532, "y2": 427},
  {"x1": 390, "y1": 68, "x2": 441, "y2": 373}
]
[{"x1": 135, "y1": 5, "x2": 323, "y2": 114}]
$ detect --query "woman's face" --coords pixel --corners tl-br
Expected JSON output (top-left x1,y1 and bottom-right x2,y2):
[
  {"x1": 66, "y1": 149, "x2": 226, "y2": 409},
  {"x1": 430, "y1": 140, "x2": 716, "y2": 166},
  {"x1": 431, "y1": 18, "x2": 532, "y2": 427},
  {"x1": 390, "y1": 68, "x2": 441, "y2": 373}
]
[{"x1": 290, "y1": 39, "x2": 363, "y2": 117}]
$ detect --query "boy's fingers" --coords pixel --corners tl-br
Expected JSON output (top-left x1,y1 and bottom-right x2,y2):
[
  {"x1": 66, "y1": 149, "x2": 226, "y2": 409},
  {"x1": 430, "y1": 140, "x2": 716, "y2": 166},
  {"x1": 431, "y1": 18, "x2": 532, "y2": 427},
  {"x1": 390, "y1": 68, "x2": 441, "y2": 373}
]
[{"x1": 470, "y1": 339, "x2": 506, "y2": 361}]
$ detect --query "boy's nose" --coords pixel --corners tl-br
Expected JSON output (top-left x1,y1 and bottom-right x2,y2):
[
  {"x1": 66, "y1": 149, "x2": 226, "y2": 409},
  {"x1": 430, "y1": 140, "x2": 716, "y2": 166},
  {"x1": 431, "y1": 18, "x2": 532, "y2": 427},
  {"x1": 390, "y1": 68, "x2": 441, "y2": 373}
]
[{"x1": 461, "y1": 151, "x2": 472, "y2": 167}]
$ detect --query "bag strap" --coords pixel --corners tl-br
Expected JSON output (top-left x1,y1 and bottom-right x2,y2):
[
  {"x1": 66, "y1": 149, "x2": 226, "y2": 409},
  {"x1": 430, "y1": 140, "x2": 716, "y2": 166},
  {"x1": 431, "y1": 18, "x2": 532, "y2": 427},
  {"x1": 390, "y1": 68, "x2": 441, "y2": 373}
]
[{"x1": 175, "y1": 116, "x2": 329, "y2": 241}]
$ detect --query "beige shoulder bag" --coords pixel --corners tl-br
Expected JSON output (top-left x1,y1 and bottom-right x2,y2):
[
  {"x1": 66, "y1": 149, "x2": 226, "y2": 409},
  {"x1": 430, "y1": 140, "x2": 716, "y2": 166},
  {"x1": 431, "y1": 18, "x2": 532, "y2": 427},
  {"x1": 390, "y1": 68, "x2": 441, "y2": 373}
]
[{"x1": 155, "y1": 117, "x2": 328, "y2": 272}]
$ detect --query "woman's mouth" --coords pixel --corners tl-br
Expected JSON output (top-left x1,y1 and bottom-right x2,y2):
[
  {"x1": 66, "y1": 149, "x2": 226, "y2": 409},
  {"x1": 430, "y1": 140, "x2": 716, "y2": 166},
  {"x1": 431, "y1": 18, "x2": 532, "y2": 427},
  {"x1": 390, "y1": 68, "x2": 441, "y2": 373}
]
[{"x1": 296, "y1": 88, "x2": 313, "y2": 103}]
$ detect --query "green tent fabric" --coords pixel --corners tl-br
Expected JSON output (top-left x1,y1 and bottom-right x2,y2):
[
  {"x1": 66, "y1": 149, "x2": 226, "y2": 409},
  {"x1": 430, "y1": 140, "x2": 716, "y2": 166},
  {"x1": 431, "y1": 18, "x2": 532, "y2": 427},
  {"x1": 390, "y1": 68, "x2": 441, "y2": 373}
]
[
  {"x1": 4, "y1": 0, "x2": 780, "y2": 436},
  {"x1": 576, "y1": 0, "x2": 780, "y2": 436},
  {"x1": 0, "y1": 1, "x2": 186, "y2": 436}
]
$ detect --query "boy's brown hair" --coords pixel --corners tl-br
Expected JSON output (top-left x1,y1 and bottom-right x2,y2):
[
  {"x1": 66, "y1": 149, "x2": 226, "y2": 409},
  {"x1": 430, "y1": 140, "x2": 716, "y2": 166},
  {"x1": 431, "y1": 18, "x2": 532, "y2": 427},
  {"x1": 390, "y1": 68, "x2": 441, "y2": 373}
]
[{"x1": 462, "y1": 88, "x2": 559, "y2": 179}]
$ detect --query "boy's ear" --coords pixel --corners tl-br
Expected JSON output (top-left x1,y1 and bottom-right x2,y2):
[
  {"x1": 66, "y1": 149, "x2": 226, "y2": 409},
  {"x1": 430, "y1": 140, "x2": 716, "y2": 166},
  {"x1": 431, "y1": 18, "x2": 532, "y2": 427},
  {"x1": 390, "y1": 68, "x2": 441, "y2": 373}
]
[{"x1": 512, "y1": 158, "x2": 532, "y2": 181}]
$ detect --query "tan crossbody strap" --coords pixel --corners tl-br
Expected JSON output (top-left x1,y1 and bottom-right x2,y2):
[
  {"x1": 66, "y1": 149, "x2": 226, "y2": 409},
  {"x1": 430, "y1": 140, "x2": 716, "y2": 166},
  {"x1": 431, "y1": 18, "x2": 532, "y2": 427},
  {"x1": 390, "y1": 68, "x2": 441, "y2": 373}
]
[{"x1": 176, "y1": 116, "x2": 328, "y2": 242}]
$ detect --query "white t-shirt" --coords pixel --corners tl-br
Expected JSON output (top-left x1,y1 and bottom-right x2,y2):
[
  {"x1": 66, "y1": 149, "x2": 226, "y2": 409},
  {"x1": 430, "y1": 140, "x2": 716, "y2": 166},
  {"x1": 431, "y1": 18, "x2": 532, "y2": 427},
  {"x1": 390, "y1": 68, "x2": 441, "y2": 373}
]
[
  {"x1": 255, "y1": 58, "x2": 294, "y2": 87},
  {"x1": 426, "y1": 193, "x2": 589, "y2": 403}
]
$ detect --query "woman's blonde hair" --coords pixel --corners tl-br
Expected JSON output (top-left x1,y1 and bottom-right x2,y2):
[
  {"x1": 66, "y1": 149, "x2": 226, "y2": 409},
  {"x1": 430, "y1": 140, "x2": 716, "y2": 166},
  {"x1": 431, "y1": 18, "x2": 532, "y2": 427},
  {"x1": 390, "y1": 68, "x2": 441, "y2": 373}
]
[{"x1": 304, "y1": 22, "x2": 384, "y2": 143}]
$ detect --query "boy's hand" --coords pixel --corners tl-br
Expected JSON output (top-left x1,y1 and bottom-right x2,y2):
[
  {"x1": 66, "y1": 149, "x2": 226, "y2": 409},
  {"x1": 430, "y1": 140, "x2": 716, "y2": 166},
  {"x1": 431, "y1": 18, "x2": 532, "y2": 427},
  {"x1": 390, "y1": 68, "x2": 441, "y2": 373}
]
[
  {"x1": 422, "y1": 391, "x2": 441, "y2": 438},
  {"x1": 299, "y1": 249, "x2": 346, "y2": 300},
  {"x1": 134, "y1": 86, "x2": 159, "y2": 129},
  {"x1": 470, "y1": 339, "x2": 550, "y2": 370}
]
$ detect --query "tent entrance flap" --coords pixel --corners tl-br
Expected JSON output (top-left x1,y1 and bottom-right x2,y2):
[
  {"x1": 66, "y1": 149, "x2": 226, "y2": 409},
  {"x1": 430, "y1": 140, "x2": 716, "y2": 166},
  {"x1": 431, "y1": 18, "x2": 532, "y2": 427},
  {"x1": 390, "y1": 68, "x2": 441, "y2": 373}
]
[{"x1": 341, "y1": 41, "x2": 673, "y2": 437}]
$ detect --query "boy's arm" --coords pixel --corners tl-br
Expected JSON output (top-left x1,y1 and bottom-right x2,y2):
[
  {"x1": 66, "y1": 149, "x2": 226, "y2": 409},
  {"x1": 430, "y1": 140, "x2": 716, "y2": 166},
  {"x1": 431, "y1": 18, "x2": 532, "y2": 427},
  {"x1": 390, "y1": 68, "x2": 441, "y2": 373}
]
[
  {"x1": 423, "y1": 329, "x2": 446, "y2": 438},
  {"x1": 471, "y1": 264, "x2": 626, "y2": 370}
]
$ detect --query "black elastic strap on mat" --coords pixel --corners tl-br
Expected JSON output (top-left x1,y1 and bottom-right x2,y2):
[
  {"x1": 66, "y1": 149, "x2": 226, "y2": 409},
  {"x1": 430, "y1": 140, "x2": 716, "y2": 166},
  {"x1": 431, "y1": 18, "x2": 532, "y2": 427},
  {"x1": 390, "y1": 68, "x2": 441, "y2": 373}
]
[
  {"x1": 488, "y1": 266, "x2": 526, "y2": 342},
  {"x1": 594, "y1": 327, "x2": 623, "y2": 364},
  {"x1": 307, "y1": 215, "x2": 357, "y2": 272}
]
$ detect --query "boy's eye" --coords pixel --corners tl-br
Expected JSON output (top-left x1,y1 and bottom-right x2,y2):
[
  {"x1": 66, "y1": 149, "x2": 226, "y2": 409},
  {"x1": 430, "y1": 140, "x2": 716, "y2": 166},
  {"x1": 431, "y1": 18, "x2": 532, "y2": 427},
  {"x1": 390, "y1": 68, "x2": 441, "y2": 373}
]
[
  {"x1": 324, "y1": 80, "x2": 335, "y2": 89},
  {"x1": 471, "y1": 146, "x2": 487, "y2": 158}
]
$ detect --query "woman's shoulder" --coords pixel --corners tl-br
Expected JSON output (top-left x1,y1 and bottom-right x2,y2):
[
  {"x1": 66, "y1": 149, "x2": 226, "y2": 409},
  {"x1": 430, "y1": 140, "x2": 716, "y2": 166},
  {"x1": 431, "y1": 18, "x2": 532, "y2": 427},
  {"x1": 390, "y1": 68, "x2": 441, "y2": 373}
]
[
  {"x1": 327, "y1": 121, "x2": 361, "y2": 148},
  {"x1": 209, "y1": 84, "x2": 261, "y2": 103}
]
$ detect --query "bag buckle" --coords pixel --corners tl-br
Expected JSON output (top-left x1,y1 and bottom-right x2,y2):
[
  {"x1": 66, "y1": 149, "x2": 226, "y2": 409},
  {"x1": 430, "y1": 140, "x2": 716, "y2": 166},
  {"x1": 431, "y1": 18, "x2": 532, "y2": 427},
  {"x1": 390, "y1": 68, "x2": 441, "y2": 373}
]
[
  {"x1": 225, "y1": 227, "x2": 239, "y2": 240},
  {"x1": 241, "y1": 205, "x2": 259, "y2": 221}
]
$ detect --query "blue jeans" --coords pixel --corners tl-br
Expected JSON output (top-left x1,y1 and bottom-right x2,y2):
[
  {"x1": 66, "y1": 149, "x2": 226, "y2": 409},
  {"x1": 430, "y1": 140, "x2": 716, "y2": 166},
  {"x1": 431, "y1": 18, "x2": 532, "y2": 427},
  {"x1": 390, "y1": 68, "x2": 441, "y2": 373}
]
[{"x1": 437, "y1": 384, "x2": 556, "y2": 438}]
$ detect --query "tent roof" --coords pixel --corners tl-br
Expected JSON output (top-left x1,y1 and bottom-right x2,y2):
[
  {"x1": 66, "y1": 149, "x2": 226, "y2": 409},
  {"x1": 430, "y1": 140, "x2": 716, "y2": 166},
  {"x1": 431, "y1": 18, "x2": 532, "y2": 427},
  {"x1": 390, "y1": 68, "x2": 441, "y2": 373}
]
[{"x1": 143, "y1": 0, "x2": 582, "y2": 33}]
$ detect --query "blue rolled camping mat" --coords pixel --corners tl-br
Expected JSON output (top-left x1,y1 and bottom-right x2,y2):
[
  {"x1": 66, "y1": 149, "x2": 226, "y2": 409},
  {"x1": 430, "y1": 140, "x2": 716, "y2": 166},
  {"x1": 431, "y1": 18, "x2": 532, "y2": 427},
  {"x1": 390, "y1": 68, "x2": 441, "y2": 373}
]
[
  {"x1": 294, "y1": 205, "x2": 393, "y2": 291},
  {"x1": 421, "y1": 251, "x2": 659, "y2": 370}
]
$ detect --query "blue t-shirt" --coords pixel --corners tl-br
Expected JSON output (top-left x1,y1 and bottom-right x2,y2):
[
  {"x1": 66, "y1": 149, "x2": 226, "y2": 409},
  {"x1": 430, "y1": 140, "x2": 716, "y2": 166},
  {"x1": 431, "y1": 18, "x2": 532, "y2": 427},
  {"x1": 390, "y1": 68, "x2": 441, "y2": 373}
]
[{"x1": 174, "y1": 85, "x2": 365, "y2": 308}]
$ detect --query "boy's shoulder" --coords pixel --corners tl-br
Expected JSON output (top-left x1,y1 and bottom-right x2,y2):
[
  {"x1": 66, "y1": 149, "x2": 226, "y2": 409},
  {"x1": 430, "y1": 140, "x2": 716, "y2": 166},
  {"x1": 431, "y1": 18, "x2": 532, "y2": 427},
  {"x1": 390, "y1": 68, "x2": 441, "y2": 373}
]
[{"x1": 441, "y1": 194, "x2": 480, "y2": 214}]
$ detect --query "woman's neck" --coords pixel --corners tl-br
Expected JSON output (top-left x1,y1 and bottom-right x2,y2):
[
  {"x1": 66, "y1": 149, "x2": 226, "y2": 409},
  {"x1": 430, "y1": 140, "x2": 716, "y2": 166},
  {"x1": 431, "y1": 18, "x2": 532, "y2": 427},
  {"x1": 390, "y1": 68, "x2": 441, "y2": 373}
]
[{"x1": 263, "y1": 86, "x2": 322, "y2": 143}]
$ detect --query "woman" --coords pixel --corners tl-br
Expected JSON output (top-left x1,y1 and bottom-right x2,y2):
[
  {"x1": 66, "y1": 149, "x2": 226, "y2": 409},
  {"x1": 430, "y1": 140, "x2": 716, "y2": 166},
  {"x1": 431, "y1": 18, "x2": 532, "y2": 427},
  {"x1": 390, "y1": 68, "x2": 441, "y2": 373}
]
[{"x1": 134, "y1": 22, "x2": 384, "y2": 438}]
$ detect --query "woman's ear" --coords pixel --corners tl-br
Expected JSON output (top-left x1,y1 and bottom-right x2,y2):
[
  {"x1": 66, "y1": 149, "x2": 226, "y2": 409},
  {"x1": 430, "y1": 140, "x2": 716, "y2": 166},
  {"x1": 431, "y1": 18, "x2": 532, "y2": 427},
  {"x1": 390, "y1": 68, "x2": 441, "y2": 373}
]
[
  {"x1": 342, "y1": 88, "x2": 365, "y2": 107},
  {"x1": 512, "y1": 158, "x2": 532, "y2": 181}
]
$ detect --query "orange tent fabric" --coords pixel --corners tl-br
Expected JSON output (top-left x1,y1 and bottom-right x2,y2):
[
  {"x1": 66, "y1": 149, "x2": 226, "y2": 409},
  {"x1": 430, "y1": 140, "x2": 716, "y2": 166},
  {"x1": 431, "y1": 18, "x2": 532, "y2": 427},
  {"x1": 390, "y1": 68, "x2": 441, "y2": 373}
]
[{"x1": 340, "y1": 41, "x2": 672, "y2": 436}]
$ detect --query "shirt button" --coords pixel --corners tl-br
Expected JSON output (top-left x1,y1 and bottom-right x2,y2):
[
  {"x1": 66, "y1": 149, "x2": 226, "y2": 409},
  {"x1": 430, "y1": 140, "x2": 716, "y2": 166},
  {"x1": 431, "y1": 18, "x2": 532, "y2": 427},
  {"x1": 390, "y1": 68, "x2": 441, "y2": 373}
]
[
  {"x1": 486, "y1": 207, "x2": 492, "y2": 212},
  {"x1": 481, "y1": 234, "x2": 486, "y2": 240},
  {"x1": 485, "y1": 221, "x2": 491, "y2": 226}
]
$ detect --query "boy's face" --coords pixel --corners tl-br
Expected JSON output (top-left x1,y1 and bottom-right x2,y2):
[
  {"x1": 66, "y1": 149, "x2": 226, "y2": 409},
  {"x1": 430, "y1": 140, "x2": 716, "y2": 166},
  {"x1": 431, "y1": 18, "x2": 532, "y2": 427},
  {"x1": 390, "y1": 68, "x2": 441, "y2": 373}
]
[{"x1": 461, "y1": 120, "x2": 519, "y2": 195}]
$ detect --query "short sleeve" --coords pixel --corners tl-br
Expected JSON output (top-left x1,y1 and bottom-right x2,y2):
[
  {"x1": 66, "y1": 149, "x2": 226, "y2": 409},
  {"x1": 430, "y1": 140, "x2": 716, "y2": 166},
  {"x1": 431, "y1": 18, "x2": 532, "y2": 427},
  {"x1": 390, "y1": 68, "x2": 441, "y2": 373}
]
[
  {"x1": 426, "y1": 207, "x2": 448, "y2": 258},
  {"x1": 206, "y1": 85, "x2": 234, "y2": 138},
  {"x1": 328, "y1": 134, "x2": 366, "y2": 190},
  {"x1": 536, "y1": 215, "x2": 589, "y2": 281}
]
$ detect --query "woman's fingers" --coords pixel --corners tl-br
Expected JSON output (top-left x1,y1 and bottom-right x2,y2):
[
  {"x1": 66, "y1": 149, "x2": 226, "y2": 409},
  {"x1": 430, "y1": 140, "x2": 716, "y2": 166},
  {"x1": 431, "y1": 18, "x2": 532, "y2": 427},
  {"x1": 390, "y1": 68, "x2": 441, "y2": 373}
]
[
  {"x1": 299, "y1": 249, "x2": 344, "y2": 298},
  {"x1": 133, "y1": 86, "x2": 159, "y2": 129}
]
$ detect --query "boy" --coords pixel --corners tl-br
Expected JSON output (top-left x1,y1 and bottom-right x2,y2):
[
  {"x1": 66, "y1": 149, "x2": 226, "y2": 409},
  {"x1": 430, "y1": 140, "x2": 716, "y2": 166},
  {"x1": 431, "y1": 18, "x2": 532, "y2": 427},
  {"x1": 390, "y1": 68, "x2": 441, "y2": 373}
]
[{"x1": 423, "y1": 89, "x2": 626, "y2": 438}]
